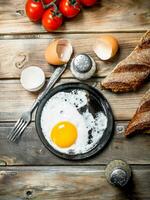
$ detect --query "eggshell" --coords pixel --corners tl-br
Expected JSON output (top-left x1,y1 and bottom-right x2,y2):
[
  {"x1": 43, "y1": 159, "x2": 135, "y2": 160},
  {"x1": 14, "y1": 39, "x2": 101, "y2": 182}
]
[
  {"x1": 45, "y1": 39, "x2": 73, "y2": 66},
  {"x1": 93, "y1": 35, "x2": 119, "y2": 60}
]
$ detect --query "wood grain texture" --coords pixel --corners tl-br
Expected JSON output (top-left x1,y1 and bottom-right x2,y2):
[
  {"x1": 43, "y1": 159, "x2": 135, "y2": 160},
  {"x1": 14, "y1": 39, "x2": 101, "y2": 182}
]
[
  {"x1": 0, "y1": 0, "x2": 150, "y2": 34},
  {"x1": 0, "y1": 79, "x2": 149, "y2": 121},
  {"x1": 0, "y1": 32, "x2": 145, "y2": 79},
  {"x1": 0, "y1": 0, "x2": 150, "y2": 198},
  {"x1": 0, "y1": 166, "x2": 149, "y2": 200},
  {"x1": 0, "y1": 122, "x2": 150, "y2": 165}
]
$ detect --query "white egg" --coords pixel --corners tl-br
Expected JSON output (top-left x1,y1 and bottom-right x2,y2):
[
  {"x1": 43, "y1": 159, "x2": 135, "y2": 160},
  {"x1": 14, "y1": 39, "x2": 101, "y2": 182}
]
[{"x1": 40, "y1": 89, "x2": 108, "y2": 155}]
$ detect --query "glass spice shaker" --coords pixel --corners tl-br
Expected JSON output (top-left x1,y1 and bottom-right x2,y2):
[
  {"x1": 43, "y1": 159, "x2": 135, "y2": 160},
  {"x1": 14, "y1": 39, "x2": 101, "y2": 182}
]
[
  {"x1": 105, "y1": 160, "x2": 131, "y2": 187},
  {"x1": 70, "y1": 53, "x2": 96, "y2": 80}
]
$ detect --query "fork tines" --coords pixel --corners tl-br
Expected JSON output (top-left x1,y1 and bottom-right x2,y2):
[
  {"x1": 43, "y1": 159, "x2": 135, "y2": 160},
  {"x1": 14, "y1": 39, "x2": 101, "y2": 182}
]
[{"x1": 7, "y1": 118, "x2": 28, "y2": 142}]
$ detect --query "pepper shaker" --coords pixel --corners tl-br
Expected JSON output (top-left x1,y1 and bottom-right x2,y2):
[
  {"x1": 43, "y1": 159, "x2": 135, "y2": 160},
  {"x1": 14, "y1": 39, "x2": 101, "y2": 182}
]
[
  {"x1": 70, "y1": 53, "x2": 96, "y2": 80},
  {"x1": 105, "y1": 160, "x2": 131, "y2": 187}
]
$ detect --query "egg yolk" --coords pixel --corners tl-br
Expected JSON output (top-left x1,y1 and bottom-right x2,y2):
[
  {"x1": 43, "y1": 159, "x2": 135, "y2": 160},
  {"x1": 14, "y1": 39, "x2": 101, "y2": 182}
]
[{"x1": 51, "y1": 121, "x2": 78, "y2": 148}]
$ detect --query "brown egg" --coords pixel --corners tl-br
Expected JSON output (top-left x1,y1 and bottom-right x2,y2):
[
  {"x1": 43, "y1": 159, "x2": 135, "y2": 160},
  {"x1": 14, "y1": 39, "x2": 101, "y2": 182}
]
[
  {"x1": 93, "y1": 35, "x2": 119, "y2": 60},
  {"x1": 45, "y1": 39, "x2": 73, "y2": 66}
]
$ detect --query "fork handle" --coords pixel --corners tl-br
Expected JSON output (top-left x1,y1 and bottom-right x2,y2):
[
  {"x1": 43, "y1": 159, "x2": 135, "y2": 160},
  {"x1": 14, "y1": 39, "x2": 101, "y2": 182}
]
[{"x1": 30, "y1": 65, "x2": 67, "y2": 113}]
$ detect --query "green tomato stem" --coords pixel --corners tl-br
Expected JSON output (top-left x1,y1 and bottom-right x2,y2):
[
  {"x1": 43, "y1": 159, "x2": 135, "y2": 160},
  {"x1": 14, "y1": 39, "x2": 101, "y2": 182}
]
[
  {"x1": 40, "y1": 0, "x2": 46, "y2": 9},
  {"x1": 70, "y1": 0, "x2": 76, "y2": 5},
  {"x1": 42, "y1": 0, "x2": 57, "y2": 9}
]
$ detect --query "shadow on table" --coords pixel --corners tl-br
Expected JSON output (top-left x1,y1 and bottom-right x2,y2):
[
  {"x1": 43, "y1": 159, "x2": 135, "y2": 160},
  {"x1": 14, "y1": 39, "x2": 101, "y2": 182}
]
[{"x1": 121, "y1": 177, "x2": 141, "y2": 200}]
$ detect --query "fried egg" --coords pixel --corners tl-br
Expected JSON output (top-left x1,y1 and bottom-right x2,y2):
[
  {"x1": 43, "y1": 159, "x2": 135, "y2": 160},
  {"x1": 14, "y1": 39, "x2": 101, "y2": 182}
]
[
  {"x1": 51, "y1": 121, "x2": 78, "y2": 148},
  {"x1": 40, "y1": 90, "x2": 107, "y2": 155}
]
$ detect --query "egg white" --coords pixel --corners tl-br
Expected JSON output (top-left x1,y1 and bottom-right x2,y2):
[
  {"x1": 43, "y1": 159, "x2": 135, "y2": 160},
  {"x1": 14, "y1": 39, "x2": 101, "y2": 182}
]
[
  {"x1": 40, "y1": 90, "x2": 108, "y2": 155},
  {"x1": 41, "y1": 100, "x2": 89, "y2": 154}
]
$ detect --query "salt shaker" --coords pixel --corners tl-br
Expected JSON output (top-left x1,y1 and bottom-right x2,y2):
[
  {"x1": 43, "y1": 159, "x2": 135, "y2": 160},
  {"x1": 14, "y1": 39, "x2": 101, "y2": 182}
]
[
  {"x1": 105, "y1": 160, "x2": 131, "y2": 187},
  {"x1": 70, "y1": 53, "x2": 96, "y2": 80}
]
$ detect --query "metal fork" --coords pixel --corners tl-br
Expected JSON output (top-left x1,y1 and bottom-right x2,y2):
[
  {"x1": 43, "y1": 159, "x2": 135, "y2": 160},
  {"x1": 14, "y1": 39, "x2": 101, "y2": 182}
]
[{"x1": 8, "y1": 65, "x2": 67, "y2": 142}]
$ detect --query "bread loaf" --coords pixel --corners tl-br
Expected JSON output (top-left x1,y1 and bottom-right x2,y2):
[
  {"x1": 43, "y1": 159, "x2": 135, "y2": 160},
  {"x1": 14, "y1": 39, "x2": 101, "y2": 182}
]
[
  {"x1": 101, "y1": 31, "x2": 150, "y2": 92},
  {"x1": 125, "y1": 89, "x2": 150, "y2": 136}
]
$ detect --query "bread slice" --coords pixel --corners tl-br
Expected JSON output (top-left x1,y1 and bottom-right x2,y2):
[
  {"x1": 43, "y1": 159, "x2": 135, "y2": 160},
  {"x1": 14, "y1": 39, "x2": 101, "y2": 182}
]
[
  {"x1": 101, "y1": 31, "x2": 150, "y2": 92},
  {"x1": 125, "y1": 89, "x2": 150, "y2": 136}
]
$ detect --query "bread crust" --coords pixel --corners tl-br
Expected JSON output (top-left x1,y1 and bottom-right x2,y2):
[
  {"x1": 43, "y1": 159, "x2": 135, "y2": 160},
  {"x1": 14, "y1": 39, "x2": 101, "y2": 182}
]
[
  {"x1": 125, "y1": 89, "x2": 150, "y2": 136},
  {"x1": 101, "y1": 31, "x2": 150, "y2": 93}
]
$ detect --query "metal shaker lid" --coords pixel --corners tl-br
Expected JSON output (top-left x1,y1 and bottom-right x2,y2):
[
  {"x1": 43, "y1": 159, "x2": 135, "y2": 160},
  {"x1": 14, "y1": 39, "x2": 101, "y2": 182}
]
[
  {"x1": 105, "y1": 159, "x2": 131, "y2": 187},
  {"x1": 110, "y1": 168, "x2": 129, "y2": 187},
  {"x1": 73, "y1": 54, "x2": 92, "y2": 73}
]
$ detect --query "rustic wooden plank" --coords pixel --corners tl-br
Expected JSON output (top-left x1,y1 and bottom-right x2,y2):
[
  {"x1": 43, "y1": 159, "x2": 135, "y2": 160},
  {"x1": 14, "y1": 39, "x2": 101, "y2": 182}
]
[
  {"x1": 0, "y1": 32, "x2": 145, "y2": 79},
  {"x1": 0, "y1": 0, "x2": 149, "y2": 34},
  {"x1": 0, "y1": 166, "x2": 149, "y2": 200},
  {"x1": 0, "y1": 79, "x2": 149, "y2": 121},
  {"x1": 0, "y1": 121, "x2": 149, "y2": 165}
]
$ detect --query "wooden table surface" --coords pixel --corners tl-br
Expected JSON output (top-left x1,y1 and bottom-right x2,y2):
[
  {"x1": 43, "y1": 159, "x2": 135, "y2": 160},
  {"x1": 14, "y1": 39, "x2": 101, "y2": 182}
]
[{"x1": 0, "y1": 0, "x2": 150, "y2": 199}]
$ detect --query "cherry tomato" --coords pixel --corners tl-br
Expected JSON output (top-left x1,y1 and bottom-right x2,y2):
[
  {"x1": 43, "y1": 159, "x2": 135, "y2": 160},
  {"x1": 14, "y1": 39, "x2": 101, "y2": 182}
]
[
  {"x1": 43, "y1": 0, "x2": 60, "y2": 6},
  {"x1": 59, "y1": 0, "x2": 81, "y2": 18},
  {"x1": 43, "y1": 0, "x2": 53, "y2": 4},
  {"x1": 25, "y1": 0, "x2": 45, "y2": 22},
  {"x1": 80, "y1": 0, "x2": 96, "y2": 6},
  {"x1": 42, "y1": 7, "x2": 63, "y2": 31},
  {"x1": 55, "y1": 0, "x2": 61, "y2": 5}
]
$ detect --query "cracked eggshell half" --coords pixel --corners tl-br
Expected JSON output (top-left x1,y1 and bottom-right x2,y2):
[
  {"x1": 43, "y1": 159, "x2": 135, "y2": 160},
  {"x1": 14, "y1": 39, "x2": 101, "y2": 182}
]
[
  {"x1": 20, "y1": 66, "x2": 45, "y2": 92},
  {"x1": 93, "y1": 35, "x2": 119, "y2": 61},
  {"x1": 45, "y1": 39, "x2": 73, "y2": 66}
]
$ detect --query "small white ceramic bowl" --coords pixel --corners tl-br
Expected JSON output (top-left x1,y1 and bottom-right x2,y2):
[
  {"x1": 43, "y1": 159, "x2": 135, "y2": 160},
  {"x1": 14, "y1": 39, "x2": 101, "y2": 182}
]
[{"x1": 20, "y1": 66, "x2": 45, "y2": 92}]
